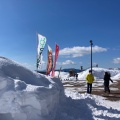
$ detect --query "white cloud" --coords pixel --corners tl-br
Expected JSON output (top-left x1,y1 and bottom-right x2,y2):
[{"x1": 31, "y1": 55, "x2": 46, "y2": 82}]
[
  {"x1": 113, "y1": 58, "x2": 120, "y2": 64},
  {"x1": 62, "y1": 60, "x2": 75, "y2": 65},
  {"x1": 56, "y1": 62, "x2": 62, "y2": 65},
  {"x1": 112, "y1": 46, "x2": 120, "y2": 50},
  {"x1": 59, "y1": 46, "x2": 107, "y2": 58}
]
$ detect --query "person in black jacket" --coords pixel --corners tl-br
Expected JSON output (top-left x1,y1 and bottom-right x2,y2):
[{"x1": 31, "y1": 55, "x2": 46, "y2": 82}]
[
  {"x1": 104, "y1": 72, "x2": 113, "y2": 93},
  {"x1": 75, "y1": 73, "x2": 78, "y2": 81}
]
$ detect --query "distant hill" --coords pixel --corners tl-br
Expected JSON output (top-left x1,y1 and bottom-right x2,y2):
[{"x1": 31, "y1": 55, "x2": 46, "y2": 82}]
[
  {"x1": 36, "y1": 68, "x2": 83, "y2": 74},
  {"x1": 58, "y1": 68, "x2": 83, "y2": 73}
]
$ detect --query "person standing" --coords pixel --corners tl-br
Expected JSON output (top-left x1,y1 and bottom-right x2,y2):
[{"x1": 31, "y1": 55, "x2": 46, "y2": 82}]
[
  {"x1": 86, "y1": 70, "x2": 94, "y2": 94},
  {"x1": 75, "y1": 73, "x2": 78, "y2": 81},
  {"x1": 104, "y1": 72, "x2": 113, "y2": 93}
]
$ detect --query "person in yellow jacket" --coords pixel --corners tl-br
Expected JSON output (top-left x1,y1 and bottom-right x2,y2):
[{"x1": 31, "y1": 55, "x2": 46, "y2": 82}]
[{"x1": 86, "y1": 70, "x2": 94, "y2": 94}]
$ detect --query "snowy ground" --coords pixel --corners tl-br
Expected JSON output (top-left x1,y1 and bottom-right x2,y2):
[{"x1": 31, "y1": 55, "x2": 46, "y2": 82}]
[
  {"x1": 62, "y1": 90, "x2": 120, "y2": 120},
  {"x1": 0, "y1": 57, "x2": 120, "y2": 120}
]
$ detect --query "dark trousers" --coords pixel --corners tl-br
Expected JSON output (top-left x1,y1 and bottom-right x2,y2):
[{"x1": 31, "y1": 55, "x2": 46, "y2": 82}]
[
  {"x1": 104, "y1": 85, "x2": 110, "y2": 93},
  {"x1": 87, "y1": 83, "x2": 92, "y2": 94}
]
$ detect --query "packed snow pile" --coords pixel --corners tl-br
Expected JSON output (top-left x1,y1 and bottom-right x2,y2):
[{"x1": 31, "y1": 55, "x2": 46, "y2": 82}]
[{"x1": 0, "y1": 57, "x2": 65, "y2": 120}]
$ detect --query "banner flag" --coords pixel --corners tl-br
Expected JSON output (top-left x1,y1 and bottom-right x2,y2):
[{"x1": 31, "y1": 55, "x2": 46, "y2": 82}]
[
  {"x1": 52, "y1": 44, "x2": 59, "y2": 77},
  {"x1": 46, "y1": 45, "x2": 53, "y2": 75},
  {"x1": 36, "y1": 33, "x2": 46, "y2": 70}
]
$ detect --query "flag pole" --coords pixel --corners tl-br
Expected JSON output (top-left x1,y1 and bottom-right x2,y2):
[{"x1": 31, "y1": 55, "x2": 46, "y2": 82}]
[
  {"x1": 58, "y1": 66, "x2": 62, "y2": 78},
  {"x1": 46, "y1": 44, "x2": 49, "y2": 75},
  {"x1": 53, "y1": 42, "x2": 57, "y2": 75},
  {"x1": 51, "y1": 42, "x2": 56, "y2": 77},
  {"x1": 36, "y1": 32, "x2": 38, "y2": 71}
]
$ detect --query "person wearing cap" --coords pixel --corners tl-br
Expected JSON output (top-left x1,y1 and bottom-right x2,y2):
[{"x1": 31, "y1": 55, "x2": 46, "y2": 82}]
[{"x1": 86, "y1": 70, "x2": 94, "y2": 94}]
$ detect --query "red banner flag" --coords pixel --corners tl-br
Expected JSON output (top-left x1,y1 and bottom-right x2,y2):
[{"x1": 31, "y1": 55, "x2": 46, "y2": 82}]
[{"x1": 52, "y1": 44, "x2": 59, "y2": 77}]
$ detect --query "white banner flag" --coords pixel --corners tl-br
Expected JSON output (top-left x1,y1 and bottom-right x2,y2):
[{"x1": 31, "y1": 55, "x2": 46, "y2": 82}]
[{"x1": 36, "y1": 33, "x2": 46, "y2": 70}]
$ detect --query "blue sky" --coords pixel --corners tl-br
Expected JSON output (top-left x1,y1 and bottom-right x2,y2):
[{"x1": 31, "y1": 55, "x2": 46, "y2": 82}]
[{"x1": 0, "y1": 0, "x2": 120, "y2": 70}]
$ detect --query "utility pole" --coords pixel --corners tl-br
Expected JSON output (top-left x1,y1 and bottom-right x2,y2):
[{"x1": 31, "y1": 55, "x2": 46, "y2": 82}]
[{"x1": 90, "y1": 40, "x2": 93, "y2": 73}]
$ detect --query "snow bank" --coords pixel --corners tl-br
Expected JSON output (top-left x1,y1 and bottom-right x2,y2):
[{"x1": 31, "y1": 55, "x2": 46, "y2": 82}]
[
  {"x1": 55, "y1": 71, "x2": 69, "y2": 80},
  {"x1": 60, "y1": 67, "x2": 120, "y2": 81},
  {"x1": 0, "y1": 57, "x2": 65, "y2": 120}
]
